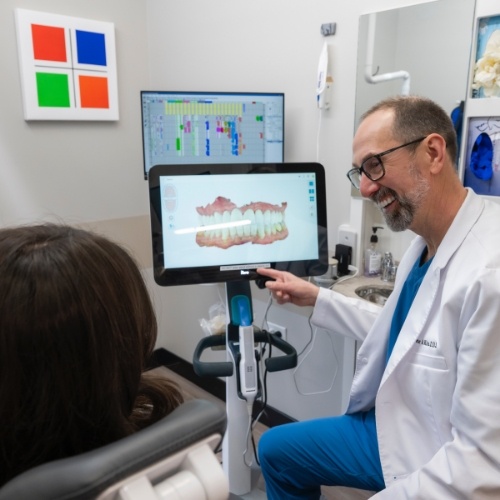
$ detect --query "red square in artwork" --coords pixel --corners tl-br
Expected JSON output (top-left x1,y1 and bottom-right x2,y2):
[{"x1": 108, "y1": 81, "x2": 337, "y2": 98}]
[
  {"x1": 31, "y1": 24, "x2": 67, "y2": 62},
  {"x1": 79, "y1": 75, "x2": 109, "y2": 108}
]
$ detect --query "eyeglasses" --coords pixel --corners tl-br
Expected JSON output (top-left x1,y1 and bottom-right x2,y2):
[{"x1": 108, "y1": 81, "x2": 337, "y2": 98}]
[{"x1": 347, "y1": 137, "x2": 426, "y2": 189}]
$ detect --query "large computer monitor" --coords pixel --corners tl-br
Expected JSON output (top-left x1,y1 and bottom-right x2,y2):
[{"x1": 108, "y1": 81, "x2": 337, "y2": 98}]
[
  {"x1": 141, "y1": 91, "x2": 284, "y2": 179},
  {"x1": 148, "y1": 162, "x2": 328, "y2": 286}
]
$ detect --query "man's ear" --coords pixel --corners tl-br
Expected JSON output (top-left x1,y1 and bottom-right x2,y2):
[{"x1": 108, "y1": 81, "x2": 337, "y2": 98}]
[{"x1": 425, "y1": 133, "x2": 447, "y2": 174}]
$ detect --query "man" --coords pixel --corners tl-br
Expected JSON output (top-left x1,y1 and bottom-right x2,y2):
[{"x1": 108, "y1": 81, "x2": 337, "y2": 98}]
[{"x1": 257, "y1": 96, "x2": 500, "y2": 498}]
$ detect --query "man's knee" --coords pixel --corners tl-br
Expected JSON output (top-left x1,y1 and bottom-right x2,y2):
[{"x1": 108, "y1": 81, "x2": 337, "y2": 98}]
[{"x1": 258, "y1": 427, "x2": 279, "y2": 467}]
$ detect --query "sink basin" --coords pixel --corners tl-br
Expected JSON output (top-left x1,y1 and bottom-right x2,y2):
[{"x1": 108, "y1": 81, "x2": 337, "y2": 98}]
[{"x1": 355, "y1": 285, "x2": 393, "y2": 306}]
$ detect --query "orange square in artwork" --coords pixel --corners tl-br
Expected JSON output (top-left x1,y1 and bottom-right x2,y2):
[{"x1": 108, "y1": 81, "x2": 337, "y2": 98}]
[
  {"x1": 31, "y1": 24, "x2": 67, "y2": 62},
  {"x1": 79, "y1": 75, "x2": 109, "y2": 109}
]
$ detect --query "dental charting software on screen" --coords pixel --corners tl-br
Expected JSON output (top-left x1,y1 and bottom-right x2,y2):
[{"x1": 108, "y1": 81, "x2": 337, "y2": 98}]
[
  {"x1": 141, "y1": 91, "x2": 284, "y2": 178},
  {"x1": 159, "y1": 172, "x2": 319, "y2": 271}
]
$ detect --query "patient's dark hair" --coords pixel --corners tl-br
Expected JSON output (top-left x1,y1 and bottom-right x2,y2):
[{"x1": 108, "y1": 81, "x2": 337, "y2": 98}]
[{"x1": 0, "y1": 224, "x2": 183, "y2": 485}]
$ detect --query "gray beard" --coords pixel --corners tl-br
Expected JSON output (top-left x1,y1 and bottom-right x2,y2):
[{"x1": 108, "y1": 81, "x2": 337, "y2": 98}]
[
  {"x1": 374, "y1": 174, "x2": 429, "y2": 232},
  {"x1": 377, "y1": 188, "x2": 414, "y2": 232}
]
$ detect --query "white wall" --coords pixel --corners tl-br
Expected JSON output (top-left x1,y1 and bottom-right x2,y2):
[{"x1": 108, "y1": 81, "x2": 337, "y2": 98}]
[
  {"x1": 144, "y1": 0, "x2": 445, "y2": 420},
  {"x1": 0, "y1": 0, "x2": 461, "y2": 421},
  {"x1": 1, "y1": 0, "x2": 150, "y2": 226}
]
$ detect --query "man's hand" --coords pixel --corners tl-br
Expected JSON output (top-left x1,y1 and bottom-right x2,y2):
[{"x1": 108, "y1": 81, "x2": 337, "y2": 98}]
[{"x1": 256, "y1": 268, "x2": 320, "y2": 307}]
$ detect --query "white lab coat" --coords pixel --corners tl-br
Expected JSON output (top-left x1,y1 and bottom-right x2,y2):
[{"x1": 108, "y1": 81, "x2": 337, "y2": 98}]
[{"x1": 312, "y1": 189, "x2": 500, "y2": 498}]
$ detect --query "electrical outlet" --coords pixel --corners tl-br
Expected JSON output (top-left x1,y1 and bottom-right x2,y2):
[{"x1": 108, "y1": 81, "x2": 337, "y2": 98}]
[
  {"x1": 267, "y1": 322, "x2": 287, "y2": 341},
  {"x1": 338, "y1": 224, "x2": 357, "y2": 263}
]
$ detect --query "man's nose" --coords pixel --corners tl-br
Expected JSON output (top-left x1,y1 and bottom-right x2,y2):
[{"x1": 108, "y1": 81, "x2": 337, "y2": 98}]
[{"x1": 359, "y1": 173, "x2": 380, "y2": 198}]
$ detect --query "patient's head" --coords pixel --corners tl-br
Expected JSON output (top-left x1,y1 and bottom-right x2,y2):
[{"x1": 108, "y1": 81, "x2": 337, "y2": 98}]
[{"x1": 0, "y1": 224, "x2": 183, "y2": 484}]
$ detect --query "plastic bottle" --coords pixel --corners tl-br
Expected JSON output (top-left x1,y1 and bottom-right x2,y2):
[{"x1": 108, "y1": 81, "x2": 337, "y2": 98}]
[{"x1": 364, "y1": 226, "x2": 383, "y2": 277}]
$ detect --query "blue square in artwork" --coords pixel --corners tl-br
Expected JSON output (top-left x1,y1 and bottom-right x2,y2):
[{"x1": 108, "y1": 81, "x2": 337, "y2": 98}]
[{"x1": 76, "y1": 30, "x2": 107, "y2": 66}]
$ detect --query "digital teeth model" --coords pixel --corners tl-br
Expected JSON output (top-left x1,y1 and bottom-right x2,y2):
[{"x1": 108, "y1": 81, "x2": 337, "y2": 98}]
[{"x1": 195, "y1": 196, "x2": 288, "y2": 249}]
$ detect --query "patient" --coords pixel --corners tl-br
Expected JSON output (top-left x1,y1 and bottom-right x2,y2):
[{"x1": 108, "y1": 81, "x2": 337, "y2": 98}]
[{"x1": 0, "y1": 224, "x2": 183, "y2": 486}]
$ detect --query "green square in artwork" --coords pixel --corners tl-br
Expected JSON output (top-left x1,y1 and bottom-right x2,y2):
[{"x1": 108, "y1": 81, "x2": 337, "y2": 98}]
[{"x1": 36, "y1": 72, "x2": 71, "y2": 108}]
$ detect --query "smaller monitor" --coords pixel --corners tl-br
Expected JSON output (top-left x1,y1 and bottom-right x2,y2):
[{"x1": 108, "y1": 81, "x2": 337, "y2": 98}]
[
  {"x1": 140, "y1": 91, "x2": 284, "y2": 179},
  {"x1": 148, "y1": 162, "x2": 328, "y2": 286}
]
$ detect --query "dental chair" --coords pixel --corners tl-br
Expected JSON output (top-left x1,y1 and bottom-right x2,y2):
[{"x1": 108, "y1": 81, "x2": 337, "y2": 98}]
[{"x1": 0, "y1": 399, "x2": 228, "y2": 500}]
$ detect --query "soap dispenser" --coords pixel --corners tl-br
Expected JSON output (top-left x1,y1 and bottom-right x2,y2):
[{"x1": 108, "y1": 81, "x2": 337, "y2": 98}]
[{"x1": 364, "y1": 226, "x2": 383, "y2": 277}]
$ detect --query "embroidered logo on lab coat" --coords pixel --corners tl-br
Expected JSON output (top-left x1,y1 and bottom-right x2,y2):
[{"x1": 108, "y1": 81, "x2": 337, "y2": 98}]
[{"x1": 415, "y1": 339, "x2": 437, "y2": 349}]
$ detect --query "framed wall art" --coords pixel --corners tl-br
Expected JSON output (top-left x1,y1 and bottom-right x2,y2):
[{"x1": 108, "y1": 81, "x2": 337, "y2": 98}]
[
  {"x1": 463, "y1": 116, "x2": 500, "y2": 196},
  {"x1": 471, "y1": 14, "x2": 500, "y2": 99},
  {"x1": 15, "y1": 8, "x2": 119, "y2": 121}
]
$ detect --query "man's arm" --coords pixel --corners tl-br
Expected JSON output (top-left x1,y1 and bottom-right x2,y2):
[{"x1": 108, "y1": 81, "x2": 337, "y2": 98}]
[
  {"x1": 256, "y1": 267, "x2": 319, "y2": 307},
  {"x1": 257, "y1": 267, "x2": 381, "y2": 342}
]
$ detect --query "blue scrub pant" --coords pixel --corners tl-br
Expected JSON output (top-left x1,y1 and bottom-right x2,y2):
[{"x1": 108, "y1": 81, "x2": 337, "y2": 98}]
[{"x1": 258, "y1": 409, "x2": 385, "y2": 499}]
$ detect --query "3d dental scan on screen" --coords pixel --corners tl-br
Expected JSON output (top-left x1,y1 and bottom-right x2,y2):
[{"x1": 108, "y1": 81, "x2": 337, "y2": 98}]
[
  {"x1": 148, "y1": 162, "x2": 328, "y2": 286},
  {"x1": 148, "y1": 162, "x2": 328, "y2": 497}
]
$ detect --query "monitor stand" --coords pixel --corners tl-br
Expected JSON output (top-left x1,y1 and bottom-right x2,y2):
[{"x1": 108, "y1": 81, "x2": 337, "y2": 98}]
[{"x1": 193, "y1": 280, "x2": 297, "y2": 498}]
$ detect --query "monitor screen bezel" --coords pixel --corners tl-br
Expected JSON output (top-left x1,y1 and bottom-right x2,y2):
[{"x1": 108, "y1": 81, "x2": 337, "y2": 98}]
[
  {"x1": 148, "y1": 162, "x2": 329, "y2": 287},
  {"x1": 140, "y1": 90, "x2": 285, "y2": 180}
]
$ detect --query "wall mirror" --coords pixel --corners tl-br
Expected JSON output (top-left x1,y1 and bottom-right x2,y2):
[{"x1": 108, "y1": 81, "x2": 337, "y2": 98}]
[
  {"x1": 352, "y1": 0, "x2": 476, "y2": 259},
  {"x1": 355, "y1": 0, "x2": 476, "y2": 129}
]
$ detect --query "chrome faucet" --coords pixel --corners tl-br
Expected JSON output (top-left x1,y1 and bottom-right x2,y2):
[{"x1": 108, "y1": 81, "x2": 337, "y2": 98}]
[{"x1": 381, "y1": 252, "x2": 394, "y2": 282}]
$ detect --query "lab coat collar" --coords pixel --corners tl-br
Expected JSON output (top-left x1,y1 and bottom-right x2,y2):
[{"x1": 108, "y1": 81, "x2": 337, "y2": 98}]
[{"x1": 431, "y1": 188, "x2": 483, "y2": 270}]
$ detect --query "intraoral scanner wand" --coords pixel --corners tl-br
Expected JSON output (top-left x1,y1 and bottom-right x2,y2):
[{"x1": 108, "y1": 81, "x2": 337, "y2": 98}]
[{"x1": 232, "y1": 295, "x2": 258, "y2": 406}]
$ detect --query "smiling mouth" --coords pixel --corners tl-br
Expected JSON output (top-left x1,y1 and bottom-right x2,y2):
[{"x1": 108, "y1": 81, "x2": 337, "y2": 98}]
[{"x1": 377, "y1": 195, "x2": 396, "y2": 210}]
